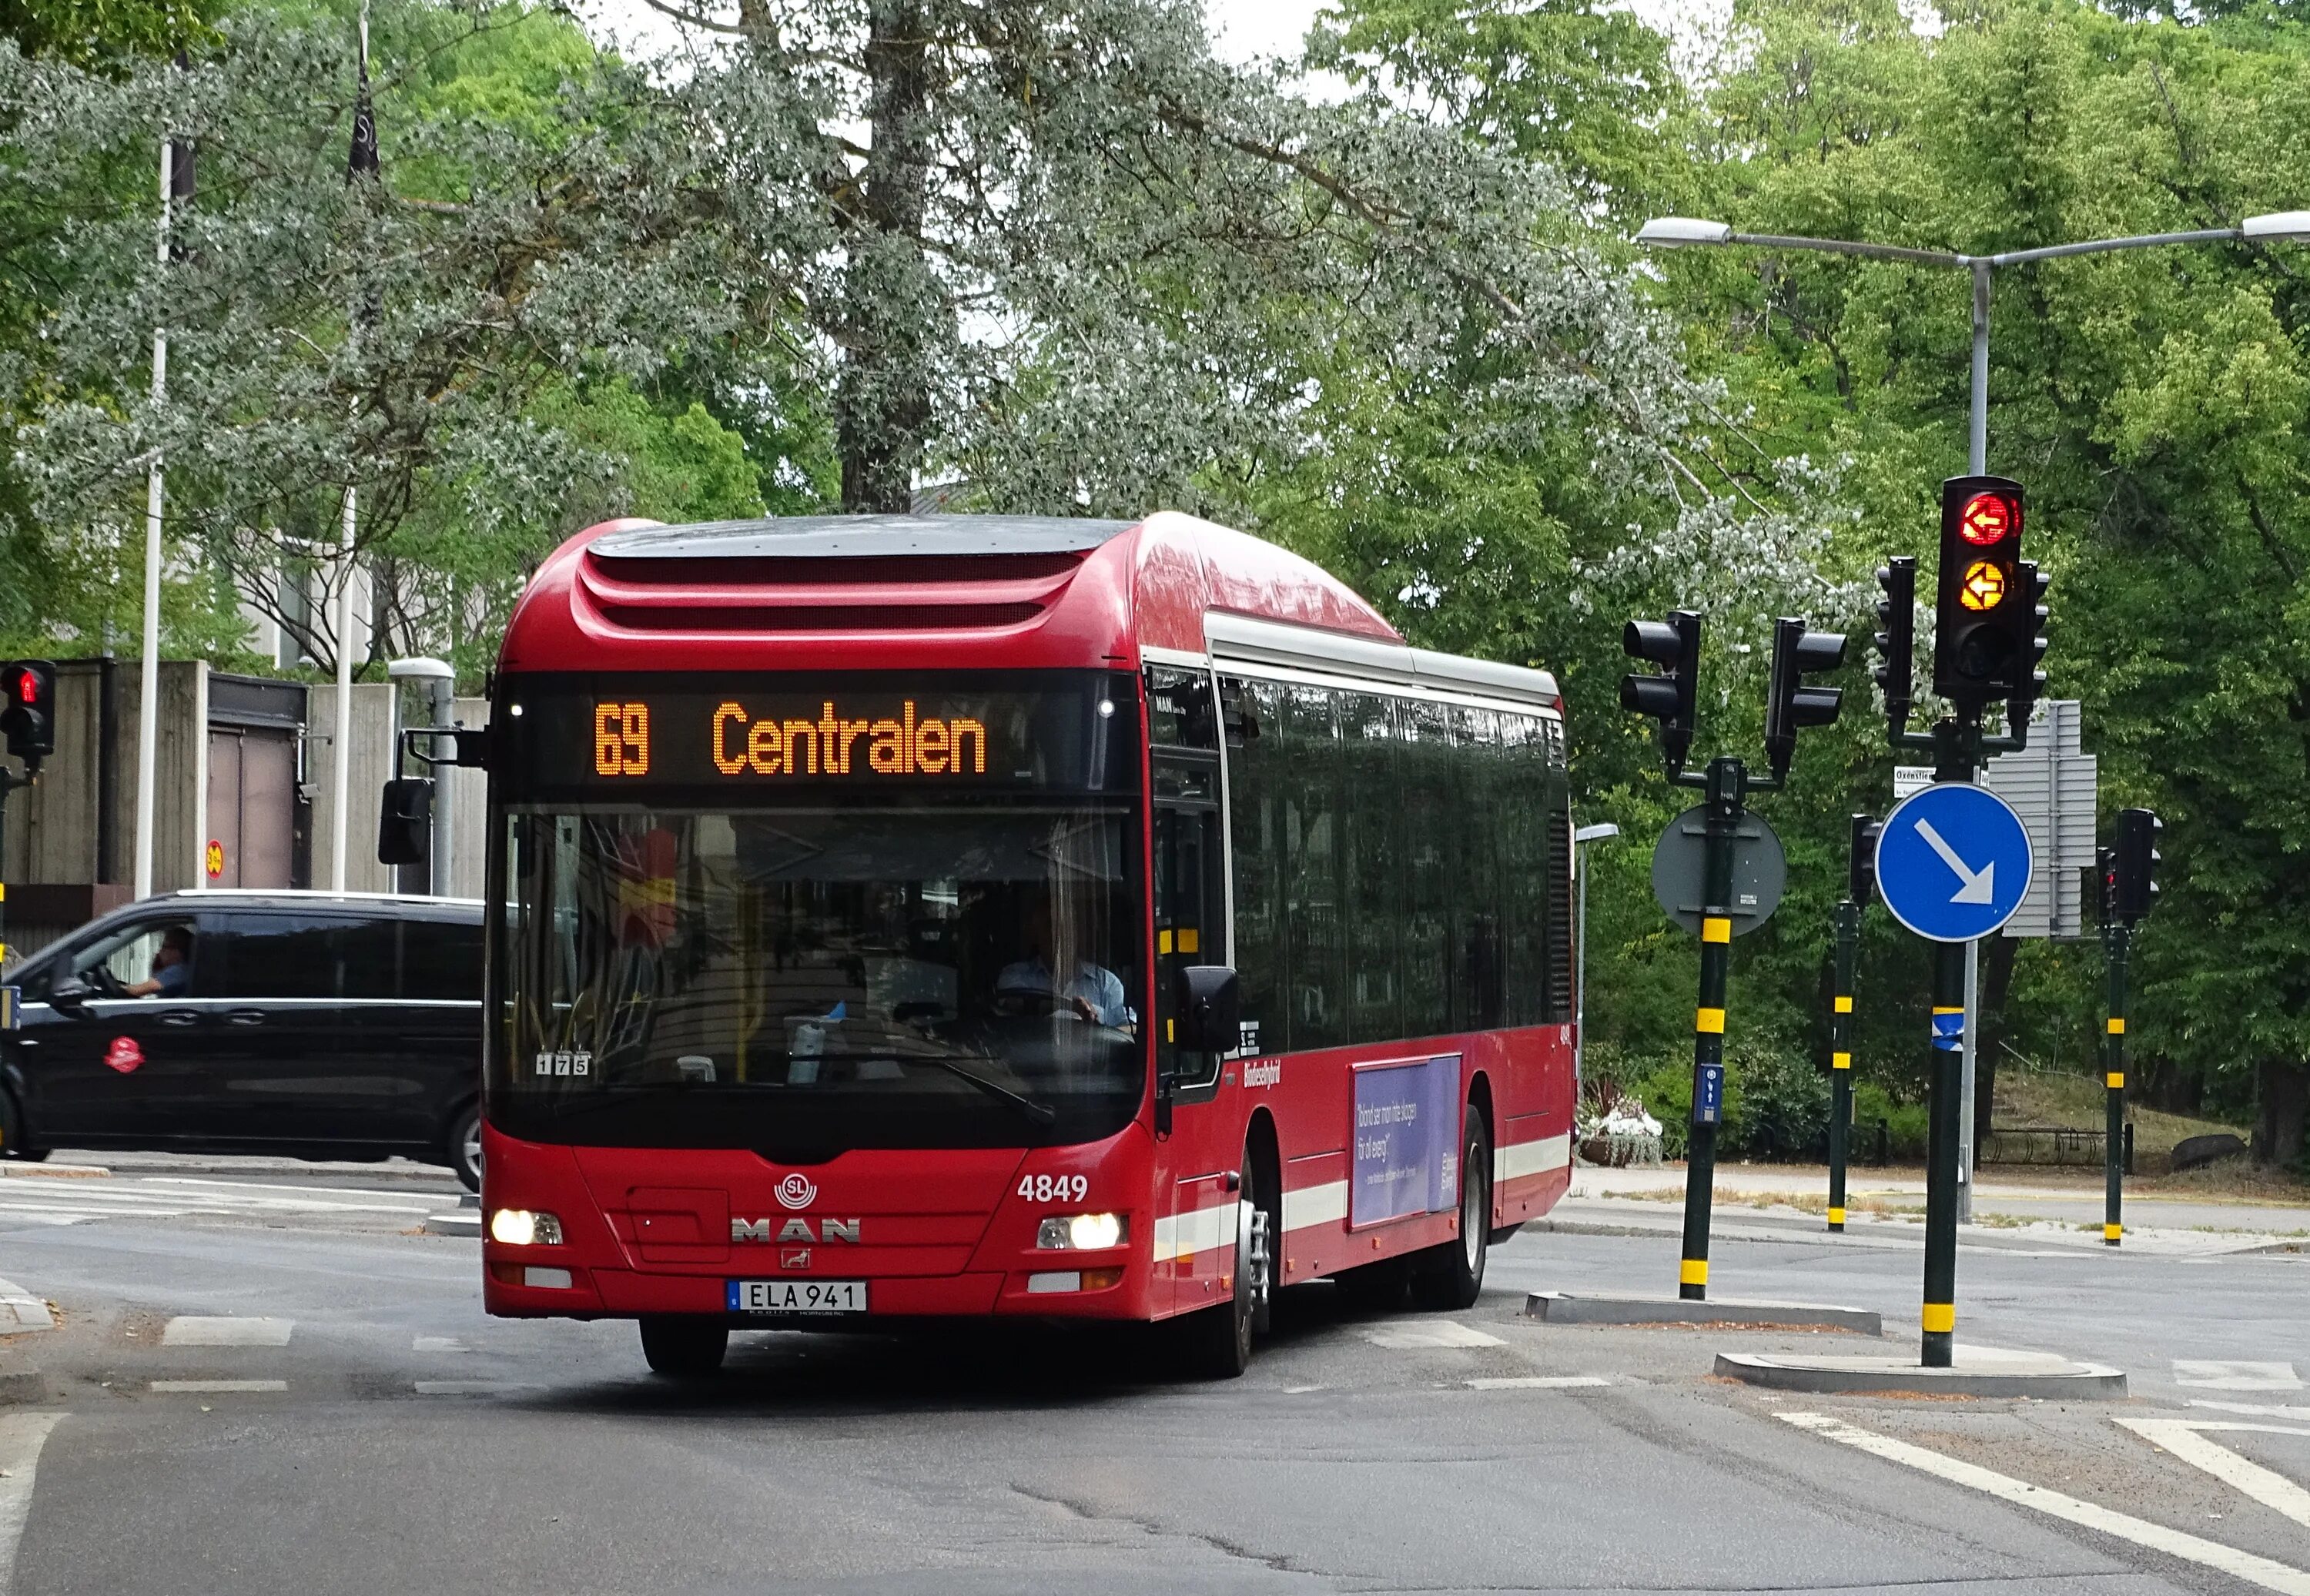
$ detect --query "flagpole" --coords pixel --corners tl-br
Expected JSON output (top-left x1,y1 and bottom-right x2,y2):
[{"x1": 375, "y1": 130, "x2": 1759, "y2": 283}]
[
  {"x1": 132, "y1": 132, "x2": 172, "y2": 902},
  {"x1": 330, "y1": 0, "x2": 374, "y2": 895}
]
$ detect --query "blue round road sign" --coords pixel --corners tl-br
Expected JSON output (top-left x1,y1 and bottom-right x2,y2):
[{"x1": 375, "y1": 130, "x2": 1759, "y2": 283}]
[{"x1": 1873, "y1": 782, "x2": 2033, "y2": 943}]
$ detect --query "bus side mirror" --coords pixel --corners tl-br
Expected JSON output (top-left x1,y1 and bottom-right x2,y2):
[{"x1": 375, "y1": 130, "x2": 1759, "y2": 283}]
[
  {"x1": 1173, "y1": 965, "x2": 1240, "y2": 1055},
  {"x1": 377, "y1": 777, "x2": 434, "y2": 866}
]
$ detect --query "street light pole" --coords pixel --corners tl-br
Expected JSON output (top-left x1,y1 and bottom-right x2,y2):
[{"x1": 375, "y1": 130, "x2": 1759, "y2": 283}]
[{"x1": 1573, "y1": 822, "x2": 1621, "y2": 1106}]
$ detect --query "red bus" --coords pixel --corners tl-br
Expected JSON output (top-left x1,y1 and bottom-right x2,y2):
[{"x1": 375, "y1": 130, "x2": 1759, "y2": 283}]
[{"x1": 457, "y1": 512, "x2": 1576, "y2": 1377}]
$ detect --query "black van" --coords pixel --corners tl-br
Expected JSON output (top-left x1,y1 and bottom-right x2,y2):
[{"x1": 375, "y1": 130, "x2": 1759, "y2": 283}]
[{"x1": 0, "y1": 890, "x2": 486, "y2": 1189}]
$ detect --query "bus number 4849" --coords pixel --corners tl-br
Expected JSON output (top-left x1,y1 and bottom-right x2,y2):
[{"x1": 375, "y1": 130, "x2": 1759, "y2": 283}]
[{"x1": 1019, "y1": 1174, "x2": 1089, "y2": 1203}]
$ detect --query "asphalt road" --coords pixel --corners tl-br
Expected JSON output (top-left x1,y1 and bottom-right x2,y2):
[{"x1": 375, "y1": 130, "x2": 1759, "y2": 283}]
[{"x1": 2, "y1": 1162, "x2": 2308, "y2": 1596}]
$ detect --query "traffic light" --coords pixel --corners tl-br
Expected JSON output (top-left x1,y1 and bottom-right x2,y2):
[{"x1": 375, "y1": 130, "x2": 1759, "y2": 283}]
[
  {"x1": 2114, "y1": 807, "x2": 2161, "y2": 924},
  {"x1": 1849, "y1": 813, "x2": 1883, "y2": 908},
  {"x1": 0, "y1": 660, "x2": 57, "y2": 768},
  {"x1": 1763, "y1": 616, "x2": 1846, "y2": 778},
  {"x1": 1873, "y1": 557, "x2": 1915, "y2": 726},
  {"x1": 1621, "y1": 609, "x2": 1701, "y2": 773},
  {"x1": 1933, "y1": 475, "x2": 2027, "y2": 706},
  {"x1": 2009, "y1": 560, "x2": 2050, "y2": 729}
]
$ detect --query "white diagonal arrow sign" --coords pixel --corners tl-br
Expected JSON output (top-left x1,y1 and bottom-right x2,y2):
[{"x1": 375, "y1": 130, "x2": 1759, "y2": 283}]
[{"x1": 1913, "y1": 818, "x2": 1995, "y2": 905}]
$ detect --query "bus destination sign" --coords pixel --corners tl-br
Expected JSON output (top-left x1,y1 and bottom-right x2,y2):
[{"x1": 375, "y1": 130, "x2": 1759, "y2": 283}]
[{"x1": 498, "y1": 674, "x2": 1137, "y2": 797}]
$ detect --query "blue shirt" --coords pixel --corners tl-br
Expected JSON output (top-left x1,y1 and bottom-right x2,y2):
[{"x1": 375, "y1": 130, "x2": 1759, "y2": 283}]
[
  {"x1": 152, "y1": 961, "x2": 190, "y2": 996},
  {"x1": 996, "y1": 956, "x2": 1130, "y2": 1028}
]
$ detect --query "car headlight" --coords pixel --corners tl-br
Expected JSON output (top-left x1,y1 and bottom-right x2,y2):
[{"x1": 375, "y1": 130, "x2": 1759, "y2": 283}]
[
  {"x1": 1036, "y1": 1212, "x2": 1125, "y2": 1250},
  {"x1": 489, "y1": 1208, "x2": 563, "y2": 1246}
]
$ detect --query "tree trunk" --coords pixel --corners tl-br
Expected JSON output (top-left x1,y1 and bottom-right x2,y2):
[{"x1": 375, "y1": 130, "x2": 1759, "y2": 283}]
[
  {"x1": 839, "y1": 1, "x2": 936, "y2": 514},
  {"x1": 2251, "y1": 1059, "x2": 2308, "y2": 1169},
  {"x1": 1972, "y1": 935, "x2": 2017, "y2": 1156}
]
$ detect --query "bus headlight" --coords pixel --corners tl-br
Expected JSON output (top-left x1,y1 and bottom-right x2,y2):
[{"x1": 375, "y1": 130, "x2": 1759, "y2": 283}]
[
  {"x1": 490, "y1": 1208, "x2": 563, "y2": 1246},
  {"x1": 1036, "y1": 1213, "x2": 1125, "y2": 1250}
]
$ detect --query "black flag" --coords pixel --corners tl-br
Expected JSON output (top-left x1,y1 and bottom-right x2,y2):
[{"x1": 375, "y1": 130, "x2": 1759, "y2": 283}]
[{"x1": 347, "y1": 8, "x2": 378, "y2": 182}]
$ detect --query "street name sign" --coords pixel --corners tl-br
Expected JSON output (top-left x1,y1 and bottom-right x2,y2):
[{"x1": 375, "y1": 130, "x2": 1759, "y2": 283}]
[{"x1": 1874, "y1": 783, "x2": 2034, "y2": 943}]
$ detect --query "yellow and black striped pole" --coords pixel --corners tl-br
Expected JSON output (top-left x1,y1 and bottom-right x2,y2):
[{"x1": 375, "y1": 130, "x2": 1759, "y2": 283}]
[
  {"x1": 1677, "y1": 755, "x2": 1744, "y2": 1302},
  {"x1": 1921, "y1": 937, "x2": 1966, "y2": 1367},
  {"x1": 2103, "y1": 922, "x2": 2129, "y2": 1247},
  {"x1": 1828, "y1": 898, "x2": 1859, "y2": 1232}
]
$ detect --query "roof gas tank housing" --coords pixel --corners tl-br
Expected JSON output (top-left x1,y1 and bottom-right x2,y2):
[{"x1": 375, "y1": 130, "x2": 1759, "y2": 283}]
[{"x1": 572, "y1": 514, "x2": 1137, "y2": 637}]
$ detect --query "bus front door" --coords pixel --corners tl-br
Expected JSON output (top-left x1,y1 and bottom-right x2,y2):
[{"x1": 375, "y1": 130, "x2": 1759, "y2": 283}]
[{"x1": 1152, "y1": 751, "x2": 1234, "y2": 1320}]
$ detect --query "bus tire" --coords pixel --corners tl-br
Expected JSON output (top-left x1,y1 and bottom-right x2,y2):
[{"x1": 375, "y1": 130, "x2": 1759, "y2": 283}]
[
  {"x1": 1411, "y1": 1106, "x2": 1491, "y2": 1312},
  {"x1": 1173, "y1": 1148, "x2": 1266, "y2": 1380},
  {"x1": 638, "y1": 1315, "x2": 728, "y2": 1377}
]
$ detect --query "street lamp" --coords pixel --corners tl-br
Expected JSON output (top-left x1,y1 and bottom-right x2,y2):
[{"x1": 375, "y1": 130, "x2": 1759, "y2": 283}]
[
  {"x1": 1572, "y1": 821, "x2": 1621, "y2": 1103},
  {"x1": 1634, "y1": 211, "x2": 2310, "y2": 474}
]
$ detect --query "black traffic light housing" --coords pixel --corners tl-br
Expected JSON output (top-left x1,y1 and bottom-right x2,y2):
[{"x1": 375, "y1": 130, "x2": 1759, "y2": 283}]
[
  {"x1": 2007, "y1": 559, "x2": 2051, "y2": 734},
  {"x1": 1621, "y1": 609, "x2": 1701, "y2": 774},
  {"x1": 1849, "y1": 814, "x2": 1883, "y2": 908},
  {"x1": 1873, "y1": 557, "x2": 1915, "y2": 730},
  {"x1": 2114, "y1": 807, "x2": 2161, "y2": 924},
  {"x1": 1763, "y1": 617, "x2": 1846, "y2": 779},
  {"x1": 1933, "y1": 475, "x2": 2028, "y2": 706},
  {"x1": 0, "y1": 660, "x2": 58, "y2": 771}
]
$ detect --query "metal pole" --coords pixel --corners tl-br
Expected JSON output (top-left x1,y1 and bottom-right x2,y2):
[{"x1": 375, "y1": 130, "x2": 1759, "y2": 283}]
[
  {"x1": 1958, "y1": 939, "x2": 1978, "y2": 1223},
  {"x1": 1969, "y1": 263, "x2": 1991, "y2": 477},
  {"x1": 428, "y1": 674, "x2": 454, "y2": 898},
  {"x1": 133, "y1": 135, "x2": 172, "y2": 902},
  {"x1": 330, "y1": 490, "x2": 357, "y2": 892},
  {"x1": 2104, "y1": 925, "x2": 2128, "y2": 1246},
  {"x1": 1679, "y1": 755, "x2": 1741, "y2": 1301},
  {"x1": 1923, "y1": 936, "x2": 1965, "y2": 1367},
  {"x1": 1829, "y1": 899, "x2": 1857, "y2": 1231},
  {"x1": 1575, "y1": 842, "x2": 1589, "y2": 1103}
]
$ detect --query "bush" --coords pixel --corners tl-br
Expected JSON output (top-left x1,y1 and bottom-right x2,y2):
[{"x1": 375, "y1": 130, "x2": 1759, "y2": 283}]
[
  {"x1": 1732, "y1": 1044, "x2": 1830, "y2": 1161},
  {"x1": 1852, "y1": 1081, "x2": 1929, "y2": 1161}
]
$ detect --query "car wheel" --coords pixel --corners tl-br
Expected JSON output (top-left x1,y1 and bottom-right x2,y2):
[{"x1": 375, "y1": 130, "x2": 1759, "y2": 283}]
[
  {"x1": 639, "y1": 1315, "x2": 728, "y2": 1377},
  {"x1": 0, "y1": 1088, "x2": 22, "y2": 1159},
  {"x1": 1411, "y1": 1105, "x2": 1491, "y2": 1312},
  {"x1": 447, "y1": 1103, "x2": 483, "y2": 1193}
]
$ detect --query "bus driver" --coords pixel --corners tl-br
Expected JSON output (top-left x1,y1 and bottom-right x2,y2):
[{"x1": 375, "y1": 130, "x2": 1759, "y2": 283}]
[{"x1": 996, "y1": 897, "x2": 1133, "y2": 1032}]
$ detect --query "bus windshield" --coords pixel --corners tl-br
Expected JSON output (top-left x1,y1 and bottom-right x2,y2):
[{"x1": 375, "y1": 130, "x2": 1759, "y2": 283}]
[{"x1": 491, "y1": 803, "x2": 1146, "y2": 1153}]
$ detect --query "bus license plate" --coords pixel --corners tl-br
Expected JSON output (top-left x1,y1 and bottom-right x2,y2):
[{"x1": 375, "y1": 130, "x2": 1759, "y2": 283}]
[{"x1": 727, "y1": 1279, "x2": 867, "y2": 1315}]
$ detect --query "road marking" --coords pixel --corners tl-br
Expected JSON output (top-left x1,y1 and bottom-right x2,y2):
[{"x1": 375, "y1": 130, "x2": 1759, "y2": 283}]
[
  {"x1": 0, "y1": 1413, "x2": 63, "y2": 1595},
  {"x1": 2115, "y1": 1418, "x2": 2310, "y2": 1531},
  {"x1": 413, "y1": 1381, "x2": 539, "y2": 1396},
  {"x1": 137, "y1": 1178, "x2": 439, "y2": 1212},
  {"x1": 412, "y1": 1336, "x2": 468, "y2": 1353},
  {"x1": 2176, "y1": 1360, "x2": 2302, "y2": 1391},
  {"x1": 1363, "y1": 1321, "x2": 1505, "y2": 1350},
  {"x1": 149, "y1": 1380, "x2": 287, "y2": 1394},
  {"x1": 2193, "y1": 1400, "x2": 2310, "y2": 1420},
  {"x1": 1782, "y1": 1411, "x2": 2310, "y2": 1596},
  {"x1": 1281, "y1": 1384, "x2": 1327, "y2": 1395},
  {"x1": 1465, "y1": 1375, "x2": 1610, "y2": 1390},
  {"x1": 161, "y1": 1317, "x2": 293, "y2": 1347}
]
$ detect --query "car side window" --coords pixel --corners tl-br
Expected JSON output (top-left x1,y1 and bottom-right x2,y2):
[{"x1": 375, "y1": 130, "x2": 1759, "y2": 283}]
[
  {"x1": 214, "y1": 913, "x2": 367, "y2": 1001},
  {"x1": 67, "y1": 918, "x2": 203, "y2": 999},
  {"x1": 401, "y1": 919, "x2": 481, "y2": 1002}
]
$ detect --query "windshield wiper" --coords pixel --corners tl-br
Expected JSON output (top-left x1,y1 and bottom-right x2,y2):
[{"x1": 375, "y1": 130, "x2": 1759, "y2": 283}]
[{"x1": 906, "y1": 1056, "x2": 1057, "y2": 1127}]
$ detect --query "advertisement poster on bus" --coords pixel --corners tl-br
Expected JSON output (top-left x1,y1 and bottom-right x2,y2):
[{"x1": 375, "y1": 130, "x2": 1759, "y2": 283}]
[{"x1": 1351, "y1": 1054, "x2": 1461, "y2": 1228}]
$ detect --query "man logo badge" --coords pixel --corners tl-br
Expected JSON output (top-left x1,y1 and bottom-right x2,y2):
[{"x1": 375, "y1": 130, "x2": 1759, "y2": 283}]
[
  {"x1": 774, "y1": 1173, "x2": 818, "y2": 1210},
  {"x1": 734, "y1": 1216, "x2": 862, "y2": 1243}
]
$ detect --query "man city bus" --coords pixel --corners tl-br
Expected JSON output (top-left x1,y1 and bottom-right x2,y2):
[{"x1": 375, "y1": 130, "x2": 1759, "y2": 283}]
[{"x1": 394, "y1": 512, "x2": 1577, "y2": 1377}]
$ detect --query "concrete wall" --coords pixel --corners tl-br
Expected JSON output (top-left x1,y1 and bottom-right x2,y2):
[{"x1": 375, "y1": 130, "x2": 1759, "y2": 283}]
[
  {"x1": 1, "y1": 660, "x2": 209, "y2": 895},
  {"x1": 445, "y1": 695, "x2": 488, "y2": 899},
  {"x1": 306, "y1": 681, "x2": 399, "y2": 895}
]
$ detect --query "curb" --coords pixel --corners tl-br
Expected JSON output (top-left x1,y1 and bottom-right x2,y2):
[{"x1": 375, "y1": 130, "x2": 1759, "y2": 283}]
[
  {"x1": 1527, "y1": 1291, "x2": 1880, "y2": 1335},
  {"x1": 0, "y1": 1354, "x2": 44, "y2": 1406},
  {"x1": 1715, "y1": 1350, "x2": 2128, "y2": 1400},
  {"x1": 424, "y1": 1212, "x2": 481, "y2": 1238},
  {"x1": 0, "y1": 1277, "x2": 55, "y2": 1333}
]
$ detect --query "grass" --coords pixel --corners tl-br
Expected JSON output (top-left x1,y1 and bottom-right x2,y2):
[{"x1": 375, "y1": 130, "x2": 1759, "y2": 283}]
[{"x1": 1992, "y1": 1068, "x2": 2245, "y2": 1162}]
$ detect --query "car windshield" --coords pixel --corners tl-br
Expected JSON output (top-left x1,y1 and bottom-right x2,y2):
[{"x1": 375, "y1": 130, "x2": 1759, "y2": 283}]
[{"x1": 492, "y1": 804, "x2": 1145, "y2": 1152}]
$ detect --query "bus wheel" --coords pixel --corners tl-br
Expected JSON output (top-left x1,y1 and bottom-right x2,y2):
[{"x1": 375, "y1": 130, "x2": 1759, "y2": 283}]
[
  {"x1": 1175, "y1": 1154, "x2": 1264, "y2": 1380},
  {"x1": 638, "y1": 1316, "x2": 728, "y2": 1377},
  {"x1": 1412, "y1": 1107, "x2": 1491, "y2": 1312}
]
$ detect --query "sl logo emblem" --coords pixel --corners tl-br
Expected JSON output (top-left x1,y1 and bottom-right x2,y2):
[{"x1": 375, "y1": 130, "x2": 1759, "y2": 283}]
[
  {"x1": 773, "y1": 1173, "x2": 817, "y2": 1210},
  {"x1": 105, "y1": 1036, "x2": 144, "y2": 1074}
]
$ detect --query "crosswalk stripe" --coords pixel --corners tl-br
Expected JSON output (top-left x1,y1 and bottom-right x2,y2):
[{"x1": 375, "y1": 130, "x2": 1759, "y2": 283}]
[
  {"x1": 162, "y1": 1317, "x2": 293, "y2": 1347},
  {"x1": 150, "y1": 1380, "x2": 286, "y2": 1394},
  {"x1": 1465, "y1": 1375, "x2": 1610, "y2": 1390},
  {"x1": 2174, "y1": 1360, "x2": 2302, "y2": 1391},
  {"x1": 413, "y1": 1381, "x2": 538, "y2": 1396},
  {"x1": 2115, "y1": 1417, "x2": 2310, "y2": 1530},
  {"x1": 1363, "y1": 1321, "x2": 1505, "y2": 1350}
]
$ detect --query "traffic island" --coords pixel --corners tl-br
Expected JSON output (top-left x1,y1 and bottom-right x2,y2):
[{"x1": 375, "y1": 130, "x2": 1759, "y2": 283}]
[
  {"x1": 1716, "y1": 1344, "x2": 2126, "y2": 1400},
  {"x1": 1525, "y1": 1291, "x2": 1881, "y2": 1335},
  {"x1": 424, "y1": 1211, "x2": 481, "y2": 1237}
]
